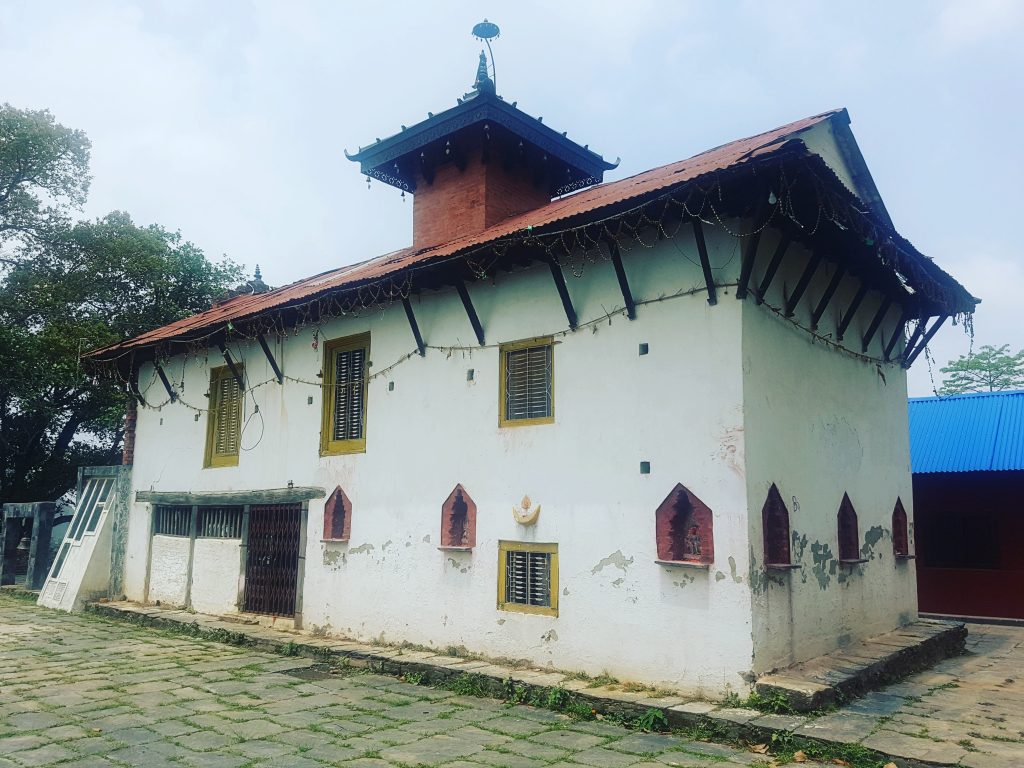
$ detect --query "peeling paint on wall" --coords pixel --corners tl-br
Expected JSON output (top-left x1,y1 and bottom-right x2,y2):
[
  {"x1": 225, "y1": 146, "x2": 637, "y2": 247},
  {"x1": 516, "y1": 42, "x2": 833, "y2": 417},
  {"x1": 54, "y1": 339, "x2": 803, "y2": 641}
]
[
  {"x1": 715, "y1": 571, "x2": 726, "y2": 582},
  {"x1": 810, "y1": 541, "x2": 836, "y2": 590},
  {"x1": 672, "y1": 573, "x2": 696, "y2": 588},
  {"x1": 349, "y1": 543, "x2": 375, "y2": 555},
  {"x1": 541, "y1": 629, "x2": 558, "y2": 642},
  {"x1": 323, "y1": 549, "x2": 345, "y2": 567},
  {"x1": 727, "y1": 556, "x2": 743, "y2": 584},
  {"x1": 861, "y1": 525, "x2": 885, "y2": 560},
  {"x1": 747, "y1": 551, "x2": 769, "y2": 594},
  {"x1": 591, "y1": 550, "x2": 634, "y2": 575}
]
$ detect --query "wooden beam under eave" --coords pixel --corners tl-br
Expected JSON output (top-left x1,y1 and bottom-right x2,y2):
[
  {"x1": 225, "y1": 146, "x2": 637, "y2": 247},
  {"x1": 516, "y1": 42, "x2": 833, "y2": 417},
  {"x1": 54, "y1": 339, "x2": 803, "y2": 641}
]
[
  {"x1": 882, "y1": 309, "x2": 914, "y2": 362},
  {"x1": 547, "y1": 258, "x2": 578, "y2": 330},
  {"x1": 690, "y1": 219, "x2": 717, "y2": 305},
  {"x1": 736, "y1": 194, "x2": 769, "y2": 300},
  {"x1": 454, "y1": 280, "x2": 486, "y2": 346},
  {"x1": 402, "y1": 297, "x2": 427, "y2": 356},
  {"x1": 257, "y1": 333, "x2": 284, "y2": 383},
  {"x1": 154, "y1": 364, "x2": 177, "y2": 403},
  {"x1": 217, "y1": 342, "x2": 246, "y2": 392},
  {"x1": 861, "y1": 297, "x2": 893, "y2": 353},
  {"x1": 606, "y1": 239, "x2": 637, "y2": 320},
  {"x1": 903, "y1": 315, "x2": 949, "y2": 368},
  {"x1": 899, "y1": 316, "x2": 926, "y2": 363},
  {"x1": 754, "y1": 235, "x2": 791, "y2": 306},
  {"x1": 836, "y1": 284, "x2": 869, "y2": 341},
  {"x1": 128, "y1": 376, "x2": 148, "y2": 408},
  {"x1": 811, "y1": 264, "x2": 846, "y2": 330},
  {"x1": 784, "y1": 252, "x2": 823, "y2": 317}
]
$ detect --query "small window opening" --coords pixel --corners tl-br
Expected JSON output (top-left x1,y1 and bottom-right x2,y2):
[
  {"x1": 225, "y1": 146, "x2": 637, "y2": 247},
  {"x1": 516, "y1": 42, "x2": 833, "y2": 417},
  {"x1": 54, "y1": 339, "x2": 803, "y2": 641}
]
[
  {"x1": 323, "y1": 486, "x2": 352, "y2": 542},
  {"x1": 197, "y1": 506, "x2": 243, "y2": 539},
  {"x1": 153, "y1": 505, "x2": 191, "y2": 537},
  {"x1": 892, "y1": 498, "x2": 910, "y2": 558},
  {"x1": 762, "y1": 484, "x2": 792, "y2": 566},
  {"x1": 440, "y1": 484, "x2": 476, "y2": 549},
  {"x1": 655, "y1": 483, "x2": 714, "y2": 565},
  {"x1": 838, "y1": 493, "x2": 860, "y2": 562},
  {"x1": 498, "y1": 541, "x2": 558, "y2": 615}
]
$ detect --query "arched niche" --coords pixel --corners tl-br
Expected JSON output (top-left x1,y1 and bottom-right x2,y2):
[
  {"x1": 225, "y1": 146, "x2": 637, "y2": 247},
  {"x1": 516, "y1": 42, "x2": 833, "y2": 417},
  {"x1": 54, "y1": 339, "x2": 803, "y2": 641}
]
[{"x1": 655, "y1": 483, "x2": 714, "y2": 565}]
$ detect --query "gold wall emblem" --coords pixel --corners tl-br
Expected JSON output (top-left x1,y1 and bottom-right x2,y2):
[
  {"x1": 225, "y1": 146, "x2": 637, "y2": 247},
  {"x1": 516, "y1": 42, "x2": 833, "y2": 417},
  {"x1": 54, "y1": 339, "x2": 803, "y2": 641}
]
[{"x1": 512, "y1": 495, "x2": 541, "y2": 526}]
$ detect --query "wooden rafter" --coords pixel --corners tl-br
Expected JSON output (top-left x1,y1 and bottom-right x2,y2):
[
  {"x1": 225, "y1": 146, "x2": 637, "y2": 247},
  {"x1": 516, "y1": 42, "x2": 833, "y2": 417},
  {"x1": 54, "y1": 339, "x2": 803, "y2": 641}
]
[
  {"x1": 547, "y1": 258, "x2": 578, "y2": 330},
  {"x1": 257, "y1": 333, "x2": 284, "y2": 384},
  {"x1": 811, "y1": 264, "x2": 846, "y2": 330},
  {"x1": 155, "y1": 364, "x2": 177, "y2": 402},
  {"x1": 837, "y1": 284, "x2": 869, "y2": 341},
  {"x1": 784, "y1": 252, "x2": 823, "y2": 317},
  {"x1": 736, "y1": 194, "x2": 769, "y2": 300},
  {"x1": 606, "y1": 238, "x2": 636, "y2": 320},
  {"x1": 861, "y1": 297, "x2": 892, "y2": 353},
  {"x1": 402, "y1": 297, "x2": 427, "y2": 356},
  {"x1": 903, "y1": 315, "x2": 949, "y2": 368},
  {"x1": 217, "y1": 342, "x2": 246, "y2": 391},
  {"x1": 455, "y1": 280, "x2": 485, "y2": 346},
  {"x1": 882, "y1": 309, "x2": 913, "y2": 362},
  {"x1": 691, "y1": 219, "x2": 717, "y2": 305},
  {"x1": 755, "y1": 235, "x2": 791, "y2": 306}
]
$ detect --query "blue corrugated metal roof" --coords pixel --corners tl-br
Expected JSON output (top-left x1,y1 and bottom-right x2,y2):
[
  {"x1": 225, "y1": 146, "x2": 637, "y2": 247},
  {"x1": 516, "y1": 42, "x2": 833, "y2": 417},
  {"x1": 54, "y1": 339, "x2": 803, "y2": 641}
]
[{"x1": 909, "y1": 390, "x2": 1024, "y2": 473}]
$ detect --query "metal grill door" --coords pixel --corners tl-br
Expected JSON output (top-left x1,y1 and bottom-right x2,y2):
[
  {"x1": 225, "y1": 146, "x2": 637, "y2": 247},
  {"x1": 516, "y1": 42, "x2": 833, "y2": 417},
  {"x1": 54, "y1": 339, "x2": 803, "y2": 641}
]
[{"x1": 243, "y1": 504, "x2": 301, "y2": 616}]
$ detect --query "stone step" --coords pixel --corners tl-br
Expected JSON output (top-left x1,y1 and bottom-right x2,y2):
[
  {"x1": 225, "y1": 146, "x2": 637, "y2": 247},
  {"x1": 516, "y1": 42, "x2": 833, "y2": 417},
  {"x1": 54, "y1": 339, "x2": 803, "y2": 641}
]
[{"x1": 755, "y1": 618, "x2": 967, "y2": 712}]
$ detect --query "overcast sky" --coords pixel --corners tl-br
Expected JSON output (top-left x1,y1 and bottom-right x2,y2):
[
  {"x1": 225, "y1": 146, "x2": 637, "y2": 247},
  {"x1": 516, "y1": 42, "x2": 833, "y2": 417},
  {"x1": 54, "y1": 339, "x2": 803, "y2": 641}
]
[{"x1": 3, "y1": 0, "x2": 1021, "y2": 395}]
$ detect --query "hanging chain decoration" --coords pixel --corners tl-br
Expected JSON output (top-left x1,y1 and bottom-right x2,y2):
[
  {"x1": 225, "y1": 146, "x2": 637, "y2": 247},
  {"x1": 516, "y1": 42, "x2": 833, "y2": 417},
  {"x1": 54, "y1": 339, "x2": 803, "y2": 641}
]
[{"x1": 90, "y1": 150, "x2": 974, "y2": 411}]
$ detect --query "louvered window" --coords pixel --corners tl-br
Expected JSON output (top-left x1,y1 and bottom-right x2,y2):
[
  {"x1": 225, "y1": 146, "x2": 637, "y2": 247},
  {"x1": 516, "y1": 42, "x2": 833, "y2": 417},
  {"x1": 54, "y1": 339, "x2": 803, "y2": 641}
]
[
  {"x1": 204, "y1": 366, "x2": 243, "y2": 468},
  {"x1": 498, "y1": 541, "x2": 558, "y2": 615},
  {"x1": 500, "y1": 338, "x2": 553, "y2": 426},
  {"x1": 198, "y1": 506, "x2": 243, "y2": 539},
  {"x1": 153, "y1": 505, "x2": 192, "y2": 537},
  {"x1": 321, "y1": 333, "x2": 370, "y2": 455}
]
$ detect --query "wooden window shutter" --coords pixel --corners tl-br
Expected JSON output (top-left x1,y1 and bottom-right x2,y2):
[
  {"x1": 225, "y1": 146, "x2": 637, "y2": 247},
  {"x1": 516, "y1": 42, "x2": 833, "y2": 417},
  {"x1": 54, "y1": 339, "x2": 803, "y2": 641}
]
[
  {"x1": 501, "y1": 338, "x2": 553, "y2": 426},
  {"x1": 321, "y1": 333, "x2": 370, "y2": 455},
  {"x1": 205, "y1": 366, "x2": 243, "y2": 467},
  {"x1": 333, "y1": 346, "x2": 366, "y2": 441}
]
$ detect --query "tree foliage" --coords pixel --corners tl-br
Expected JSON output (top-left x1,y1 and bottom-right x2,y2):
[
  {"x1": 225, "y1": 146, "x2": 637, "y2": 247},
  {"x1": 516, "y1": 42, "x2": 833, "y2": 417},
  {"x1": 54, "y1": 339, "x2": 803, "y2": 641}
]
[
  {"x1": 0, "y1": 105, "x2": 241, "y2": 506},
  {"x1": 0, "y1": 104, "x2": 91, "y2": 252},
  {"x1": 939, "y1": 344, "x2": 1024, "y2": 395}
]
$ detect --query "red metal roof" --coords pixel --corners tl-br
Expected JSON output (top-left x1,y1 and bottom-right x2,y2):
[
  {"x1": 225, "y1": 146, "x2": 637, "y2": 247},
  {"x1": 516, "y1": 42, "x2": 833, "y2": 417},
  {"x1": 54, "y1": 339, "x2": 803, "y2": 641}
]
[{"x1": 84, "y1": 109, "x2": 929, "y2": 361}]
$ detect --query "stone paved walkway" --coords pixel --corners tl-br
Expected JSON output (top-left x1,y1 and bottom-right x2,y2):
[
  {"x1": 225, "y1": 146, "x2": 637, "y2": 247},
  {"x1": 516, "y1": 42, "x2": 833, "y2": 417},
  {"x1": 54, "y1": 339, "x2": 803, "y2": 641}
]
[
  {"x1": 838, "y1": 623, "x2": 1024, "y2": 768},
  {"x1": 0, "y1": 595, "x2": 824, "y2": 768}
]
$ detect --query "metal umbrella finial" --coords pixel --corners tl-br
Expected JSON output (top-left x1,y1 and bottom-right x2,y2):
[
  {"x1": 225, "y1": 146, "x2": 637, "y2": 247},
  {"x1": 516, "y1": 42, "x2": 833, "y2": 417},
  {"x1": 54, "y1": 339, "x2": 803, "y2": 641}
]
[{"x1": 471, "y1": 19, "x2": 500, "y2": 90}]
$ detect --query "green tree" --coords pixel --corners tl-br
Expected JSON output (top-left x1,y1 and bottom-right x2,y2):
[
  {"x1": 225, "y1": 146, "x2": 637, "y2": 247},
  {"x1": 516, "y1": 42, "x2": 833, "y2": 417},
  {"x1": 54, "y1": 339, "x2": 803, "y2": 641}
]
[
  {"x1": 939, "y1": 344, "x2": 1024, "y2": 395},
  {"x1": 0, "y1": 105, "x2": 242, "y2": 506},
  {"x1": 0, "y1": 104, "x2": 91, "y2": 253}
]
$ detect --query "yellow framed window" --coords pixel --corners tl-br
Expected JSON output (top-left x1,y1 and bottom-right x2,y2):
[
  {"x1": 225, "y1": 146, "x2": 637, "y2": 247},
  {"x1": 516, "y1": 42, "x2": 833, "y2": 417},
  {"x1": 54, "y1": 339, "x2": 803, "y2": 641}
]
[
  {"x1": 204, "y1": 365, "x2": 243, "y2": 468},
  {"x1": 499, "y1": 336, "x2": 554, "y2": 427},
  {"x1": 321, "y1": 332, "x2": 370, "y2": 455},
  {"x1": 497, "y1": 541, "x2": 558, "y2": 616}
]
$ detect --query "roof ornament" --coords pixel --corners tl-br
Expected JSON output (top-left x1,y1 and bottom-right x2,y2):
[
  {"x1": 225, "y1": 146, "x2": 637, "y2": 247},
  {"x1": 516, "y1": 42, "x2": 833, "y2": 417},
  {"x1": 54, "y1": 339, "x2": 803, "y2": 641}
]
[{"x1": 471, "y1": 19, "x2": 500, "y2": 92}]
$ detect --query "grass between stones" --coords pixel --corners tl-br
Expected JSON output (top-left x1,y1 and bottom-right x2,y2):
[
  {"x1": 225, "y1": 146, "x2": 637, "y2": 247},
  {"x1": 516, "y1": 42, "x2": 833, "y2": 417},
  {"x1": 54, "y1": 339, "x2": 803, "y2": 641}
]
[{"x1": 74, "y1": 600, "x2": 912, "y2": 768}]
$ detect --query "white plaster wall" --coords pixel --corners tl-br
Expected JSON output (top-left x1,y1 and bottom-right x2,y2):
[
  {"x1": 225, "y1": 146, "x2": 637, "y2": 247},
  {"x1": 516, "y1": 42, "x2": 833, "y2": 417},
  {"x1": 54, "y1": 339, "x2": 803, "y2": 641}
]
[
  {"x1": 190, "y1": 538, "x2": 242, "y2": 615},
  {"x1": 123, "y1": 501, "x2": 150, "y2": 603},
  {"x1": 124, "y1": 225, "x2": 758, "y2": 694},
  {"x1": 148, "y1": 535, "x2": 190, "y2": 606},
  {"x1": 741, "y1": 239, "x2": 917, "y2": 674}
]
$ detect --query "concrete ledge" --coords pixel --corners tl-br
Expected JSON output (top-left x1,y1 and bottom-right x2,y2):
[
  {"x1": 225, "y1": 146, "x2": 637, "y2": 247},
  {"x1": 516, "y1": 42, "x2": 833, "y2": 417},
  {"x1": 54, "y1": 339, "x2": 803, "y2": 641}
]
[{"x1": 755, "y1": 619, "x2": 967, "y2": 712}]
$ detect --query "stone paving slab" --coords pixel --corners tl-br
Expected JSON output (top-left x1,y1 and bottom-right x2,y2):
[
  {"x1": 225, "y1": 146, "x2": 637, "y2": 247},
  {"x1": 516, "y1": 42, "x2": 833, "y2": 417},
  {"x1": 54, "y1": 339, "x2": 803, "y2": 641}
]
[
  {"x1": 1, "y1": 594, "x2": 841, "y2": 768},
  {"x1": 756, "y1": 618, "x2": 967, "y2": 712},
  {"x1": 7, "y1": 592, "x2": 1024, "y2": 766}
]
